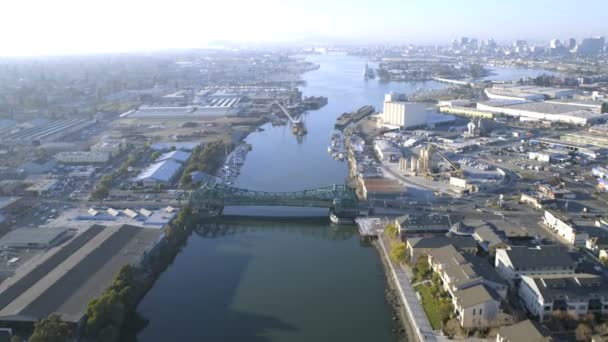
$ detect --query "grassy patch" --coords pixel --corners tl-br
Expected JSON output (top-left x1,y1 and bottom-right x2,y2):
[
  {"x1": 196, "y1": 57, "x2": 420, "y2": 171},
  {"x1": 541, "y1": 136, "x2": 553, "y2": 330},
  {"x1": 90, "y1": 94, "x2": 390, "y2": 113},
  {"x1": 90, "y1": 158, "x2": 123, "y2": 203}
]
[{"x1": 415, "y1": 284, "x2": 442, "y2": 330}]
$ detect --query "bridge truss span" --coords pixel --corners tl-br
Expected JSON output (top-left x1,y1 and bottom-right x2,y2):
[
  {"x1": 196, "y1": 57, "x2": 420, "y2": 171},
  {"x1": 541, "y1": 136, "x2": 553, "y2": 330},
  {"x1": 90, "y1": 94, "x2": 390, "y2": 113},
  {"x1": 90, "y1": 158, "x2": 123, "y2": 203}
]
[{"x1": 189, "y1": 183, "x2": 358, "y2": 209}]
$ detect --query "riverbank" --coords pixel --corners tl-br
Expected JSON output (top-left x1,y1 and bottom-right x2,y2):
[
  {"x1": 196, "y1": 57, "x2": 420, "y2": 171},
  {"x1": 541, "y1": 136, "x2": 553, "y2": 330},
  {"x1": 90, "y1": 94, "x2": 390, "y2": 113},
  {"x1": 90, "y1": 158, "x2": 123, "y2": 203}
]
[
  {"x1": 376, "y1": 232, "x2": 439, "y2": 342},
  {"x1": 375, "y1": 239, "x2": 419, "y2": 342}
]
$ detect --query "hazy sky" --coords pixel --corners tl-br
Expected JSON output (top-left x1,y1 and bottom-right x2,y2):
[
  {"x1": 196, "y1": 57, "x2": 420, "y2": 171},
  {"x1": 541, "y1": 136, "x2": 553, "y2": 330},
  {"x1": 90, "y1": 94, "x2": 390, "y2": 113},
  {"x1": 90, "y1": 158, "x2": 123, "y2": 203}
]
[{"x1": 1, "y1": 0, "x2": 607, "y2": 56}]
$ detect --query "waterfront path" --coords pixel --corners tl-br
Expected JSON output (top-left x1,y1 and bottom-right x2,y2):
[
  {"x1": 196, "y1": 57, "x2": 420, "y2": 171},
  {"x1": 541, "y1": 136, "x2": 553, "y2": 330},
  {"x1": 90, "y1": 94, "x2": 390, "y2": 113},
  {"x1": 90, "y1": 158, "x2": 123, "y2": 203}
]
[{"x1": 377, "y1": 232, "x2": 442, "y2": 342}]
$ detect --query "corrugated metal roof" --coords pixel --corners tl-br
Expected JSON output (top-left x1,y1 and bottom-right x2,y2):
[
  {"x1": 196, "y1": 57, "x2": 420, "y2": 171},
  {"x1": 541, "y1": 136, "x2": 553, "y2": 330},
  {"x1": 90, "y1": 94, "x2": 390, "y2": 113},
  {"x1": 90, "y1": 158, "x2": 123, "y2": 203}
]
[
  {"x1": 156, "y1": 150, "x2": 191, "y2": 164},
  {"x1": 134, "y1": 160, "x2": 182, "y2": 183}
]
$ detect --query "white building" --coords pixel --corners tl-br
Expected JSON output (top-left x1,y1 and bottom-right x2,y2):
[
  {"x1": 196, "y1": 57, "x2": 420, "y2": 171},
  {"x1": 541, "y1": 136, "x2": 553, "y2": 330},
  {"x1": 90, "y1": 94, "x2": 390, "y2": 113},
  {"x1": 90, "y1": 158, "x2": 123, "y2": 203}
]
[
  {"x1": 519, "y1": 273, "x2": 608, "y2": 322},
  {"x1": 427, "y1": 245, "x2": 506, "y2": 329},
  {"x1": 55, "y1": 151, "x2": 110, "y2": 164},
  {"x1": 379, "y1": 93, "x2": 427, "y2": 129},
  {"x1": 495, "y1": 246, "x2": 576, "y2": 285},
  {"x1": 543, "y1": 210, "x2": 589, "y2": 246},
  {"x1": 477, "y1": 100, "x2": 607, "y2": 126},
  {"x1": 132, "y1": 160, "x2": 183, "y2": 187},
  {"x1": 91, "y1": 138, "x2": 126, "y2": 157}
]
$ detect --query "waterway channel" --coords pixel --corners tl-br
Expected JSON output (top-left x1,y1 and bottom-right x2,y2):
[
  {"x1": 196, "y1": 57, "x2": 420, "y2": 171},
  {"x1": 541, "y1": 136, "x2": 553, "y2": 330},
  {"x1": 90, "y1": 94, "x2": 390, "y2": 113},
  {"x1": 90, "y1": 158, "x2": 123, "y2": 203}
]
[{"x1": 124, "y1": 54, "x2": 554, "y2": 342}]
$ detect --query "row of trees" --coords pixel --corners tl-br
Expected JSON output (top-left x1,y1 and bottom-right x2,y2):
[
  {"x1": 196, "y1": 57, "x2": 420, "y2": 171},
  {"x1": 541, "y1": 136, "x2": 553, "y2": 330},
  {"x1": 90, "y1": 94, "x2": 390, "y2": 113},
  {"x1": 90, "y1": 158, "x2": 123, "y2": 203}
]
[
  {"x1": 28, "y1": 206, "x2": 198, "y2": 342},
  {"x1": 180, "y1": 141, "x2": 231, "y2": 188},
  {"x1": 90, "y1": 152, "x2": 139, "y2": 201}
]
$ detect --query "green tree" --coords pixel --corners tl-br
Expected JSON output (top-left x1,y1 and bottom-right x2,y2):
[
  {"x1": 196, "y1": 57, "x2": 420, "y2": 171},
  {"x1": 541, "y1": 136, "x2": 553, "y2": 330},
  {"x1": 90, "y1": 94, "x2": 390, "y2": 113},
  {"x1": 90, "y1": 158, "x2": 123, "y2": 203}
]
[
  {"x1": 414, "y1": 255, "x2": 431, "y2": 281},
  {"x1": 602, "y1": 102, "x2": 608, "y2": 114},
  {"x1": 384, "y1": 224, "x2": 398, "y2": 237},
  {"x1": 30, "y1": 314, "x2": 71, "y2": 342},
  {"x1": 437, "y1": 299, "x2": 454, "y2": 323},
  {"x1": 150, "y1": 151, "x2": 160, "y2": 160},
  {"x1": 390, "y1": 242, "x2": 407, "y2": 263},
  {"x1": 85, "y1": 290, "x2": 126, "y2": 335}
]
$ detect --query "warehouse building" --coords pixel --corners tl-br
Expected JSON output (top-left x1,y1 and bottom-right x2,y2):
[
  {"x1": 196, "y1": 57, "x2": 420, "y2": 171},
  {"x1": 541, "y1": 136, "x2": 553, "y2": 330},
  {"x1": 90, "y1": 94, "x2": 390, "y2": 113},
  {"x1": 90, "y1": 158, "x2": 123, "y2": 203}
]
[
  {"x1": 55, "y1": 151, "x2": 110, "y2": 164},
  {"x1": 90, "y1": 138, "x2": 127, "y2": 157},
  {"x1": 150, "y1": 142, "x2": 200, "y2": 152},
  {"x1": 156, "y1": 150, "x2": 191, "y2": 164},
  {"x1": 0, "y1": 224, "x2": 164, "y2": 324},
  {"x1": 0, "y1": 227, "x2": 70, "y2": 249},
  {"x1": 132, "y1": 160, "x2": 183, "y2": 186},
  {"x1": 477, "y1": 100, "x2": 607, "y2": 126},
  {"x1": 485, "y1": 85, "x2": 575, "y2": 101}
]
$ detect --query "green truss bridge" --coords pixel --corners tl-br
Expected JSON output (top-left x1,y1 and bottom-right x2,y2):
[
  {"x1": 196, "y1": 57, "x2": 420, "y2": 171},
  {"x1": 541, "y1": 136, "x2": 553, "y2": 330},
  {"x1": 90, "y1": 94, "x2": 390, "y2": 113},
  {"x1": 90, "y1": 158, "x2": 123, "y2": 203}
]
[{"x1": 188, "y1": 183, "x2": 358, "y2": 211}]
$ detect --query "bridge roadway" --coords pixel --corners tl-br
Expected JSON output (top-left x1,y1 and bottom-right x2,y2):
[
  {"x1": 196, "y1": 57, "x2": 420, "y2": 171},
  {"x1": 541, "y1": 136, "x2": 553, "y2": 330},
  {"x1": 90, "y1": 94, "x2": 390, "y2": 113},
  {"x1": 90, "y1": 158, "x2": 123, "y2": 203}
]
[{"x1": 189, "y1": 183, "x2": 358, "y2": 210}]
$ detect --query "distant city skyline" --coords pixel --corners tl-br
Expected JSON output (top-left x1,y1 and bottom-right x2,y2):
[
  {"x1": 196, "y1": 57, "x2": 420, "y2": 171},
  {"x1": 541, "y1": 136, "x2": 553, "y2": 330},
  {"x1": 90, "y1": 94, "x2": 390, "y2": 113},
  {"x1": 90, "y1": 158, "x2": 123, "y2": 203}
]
[{"x1": 2, "y1": 0, "x2": 608, "y2": 56}]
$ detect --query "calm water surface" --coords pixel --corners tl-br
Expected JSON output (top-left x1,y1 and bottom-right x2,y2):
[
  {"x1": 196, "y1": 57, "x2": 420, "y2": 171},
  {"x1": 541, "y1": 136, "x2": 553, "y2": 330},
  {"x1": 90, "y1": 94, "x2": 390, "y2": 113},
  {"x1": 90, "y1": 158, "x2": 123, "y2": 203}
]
[{"x1": 128, "y1": 54, "x2": 539, "y2": 341}]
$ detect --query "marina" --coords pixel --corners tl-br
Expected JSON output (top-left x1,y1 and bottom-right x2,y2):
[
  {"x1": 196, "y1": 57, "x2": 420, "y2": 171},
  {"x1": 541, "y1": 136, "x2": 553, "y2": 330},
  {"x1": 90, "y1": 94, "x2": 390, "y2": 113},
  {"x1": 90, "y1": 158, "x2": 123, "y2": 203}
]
[{"x1": 216, "y1": 143, "x2": 252, "y2": 185}]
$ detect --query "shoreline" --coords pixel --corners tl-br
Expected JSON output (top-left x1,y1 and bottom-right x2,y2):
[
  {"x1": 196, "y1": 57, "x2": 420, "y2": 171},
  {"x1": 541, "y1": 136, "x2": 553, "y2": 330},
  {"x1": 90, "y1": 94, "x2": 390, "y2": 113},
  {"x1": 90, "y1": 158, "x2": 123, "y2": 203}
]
[{"x1": 374, "y1": 239, "x2": 418, "y2": 342}]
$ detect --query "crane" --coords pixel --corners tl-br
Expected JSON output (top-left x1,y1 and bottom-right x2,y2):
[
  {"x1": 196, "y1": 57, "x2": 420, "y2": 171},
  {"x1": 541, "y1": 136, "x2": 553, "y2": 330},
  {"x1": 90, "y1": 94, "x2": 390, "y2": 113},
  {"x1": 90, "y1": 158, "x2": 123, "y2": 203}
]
[{"x1": 272, "y1": 100, "x2": 307, "y2": 136}]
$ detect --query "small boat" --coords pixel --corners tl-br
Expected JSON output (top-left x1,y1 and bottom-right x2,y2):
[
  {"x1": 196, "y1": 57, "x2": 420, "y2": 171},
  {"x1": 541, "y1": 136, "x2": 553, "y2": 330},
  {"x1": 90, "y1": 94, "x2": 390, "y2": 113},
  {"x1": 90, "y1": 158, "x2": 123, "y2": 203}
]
[{"x1": 330, "y1": 212, "x2": 354, "y2": 225}]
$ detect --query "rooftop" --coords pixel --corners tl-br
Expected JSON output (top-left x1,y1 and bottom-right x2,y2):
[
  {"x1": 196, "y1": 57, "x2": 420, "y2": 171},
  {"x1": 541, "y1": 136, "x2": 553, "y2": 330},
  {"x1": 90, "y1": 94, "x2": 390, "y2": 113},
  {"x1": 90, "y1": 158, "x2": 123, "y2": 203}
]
[
  {"x1": 501, "y1": 245, "x2": 575, "y2": 271},
  {"x1": 524, "y1": 273, "x2": 608, "y2": 302},
  {"x1": 0, "y1": 227, "x2": 70, "y2": 249},
  {"x1": 454, "y1": 284, "x2": 500, "y2": 308},
  {"x1": 407, "y1": 235, "x2": 477, "y2": 250},
  {"x1": 156, "y1": 150, "x2": 192, "y2": 164},
  {"x1": 497, "y1": 320, "x2": 552, "y2": 342},
  {"x1": 0, "y1": 224, "x2": 163, "y2": 323},
  {"x1": 133, "y1": 160, "x2": 182, "y2": 183}
]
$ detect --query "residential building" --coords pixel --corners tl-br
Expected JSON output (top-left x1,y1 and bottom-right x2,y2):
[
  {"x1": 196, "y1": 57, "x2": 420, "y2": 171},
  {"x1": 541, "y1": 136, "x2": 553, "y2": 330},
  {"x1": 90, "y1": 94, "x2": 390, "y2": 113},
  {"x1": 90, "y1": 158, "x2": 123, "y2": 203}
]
[
  {"x1": 519, "y1": 274, "x2": 608, "y2": 322},
  {"x1": 472, "y1": 225, "x2": 509, "y2": 255},
  {"x1": 495, "y1": 246, "x2": 576, "y2": 285},
  {"x1": 428, "y1": 245, "x2": 508, "y2": 298},
  {"x1": 454, "y1": 284, "x2": 502, "y2": 329},
  {"x1": 586, "y1": 237, "x2": 608, "y2": 256},
  {"x1": 395, "y1": 213, "x2": 460, "y2": 235},
  {"x1": 543, "y1": 210, "x2": 589, "y2": 246},
  {"x1": 405, "y1": 236, "x2": 477, "y2": 263},
  {"x1": 496, "y1": 319, "x2": 552, "y2": 342},
  {"x1": 427, "y1": 245, "x2": 507, "y2": 329}
]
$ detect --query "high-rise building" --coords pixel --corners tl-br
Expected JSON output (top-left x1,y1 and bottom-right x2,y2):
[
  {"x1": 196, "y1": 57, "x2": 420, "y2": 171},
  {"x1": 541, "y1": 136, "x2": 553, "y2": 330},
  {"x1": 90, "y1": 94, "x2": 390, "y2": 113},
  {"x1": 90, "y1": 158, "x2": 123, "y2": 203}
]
[
  {"x1": 568, "y1": 38, "x2": 577, "y2": 50},
  {"x1": 550, "y1": 39, "x2": 561, "y2": 49},
  {"x1": 577, "y1": 37, "x2": 605, "y2": 55}
]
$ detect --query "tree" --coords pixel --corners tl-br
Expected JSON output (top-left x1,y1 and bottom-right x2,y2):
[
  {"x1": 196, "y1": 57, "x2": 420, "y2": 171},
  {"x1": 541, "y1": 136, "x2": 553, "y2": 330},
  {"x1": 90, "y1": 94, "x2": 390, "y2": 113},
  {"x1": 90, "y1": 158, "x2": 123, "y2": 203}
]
[
  {"x1": 150, "y1": 151, "x2": 160, "y2": 160},
  {"x1": 390, "y1": 242, "x2": 407, "y2": 263},
  {"x1": 575, "y1": 322, "x2": 592, "y2": 342},
  {"x1": 85, "y1": 290, "x2": 126, "y2": 335},
  {"x1": 442, "y1": 318, "x2": 462, "y2": 338},
  {"x1": 414, "y1": 255, "x2": 431, "y2": 281},
  {"x1": 384, "y1": 224, "x2": 398, "y2": 237},
  {"x1": 29, "y1": 314, "x2": 71, "y2": 342},
  {"x1": 437, "y1": 299, "x2": 454, "y2": 323},
  {"x1": 602, "y1": 102, "x2": 608, "y2": 114}
]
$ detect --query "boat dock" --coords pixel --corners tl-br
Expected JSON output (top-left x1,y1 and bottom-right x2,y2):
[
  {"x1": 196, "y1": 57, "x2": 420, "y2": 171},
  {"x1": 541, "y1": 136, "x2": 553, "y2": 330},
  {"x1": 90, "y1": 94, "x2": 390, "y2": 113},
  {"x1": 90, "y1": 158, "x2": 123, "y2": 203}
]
[
  {"x1": 355, "y1": 217, "x2": 386, "y2": 240},
  {"x1": 334, "y1": 105, "x2": 375, "y2": 129}
]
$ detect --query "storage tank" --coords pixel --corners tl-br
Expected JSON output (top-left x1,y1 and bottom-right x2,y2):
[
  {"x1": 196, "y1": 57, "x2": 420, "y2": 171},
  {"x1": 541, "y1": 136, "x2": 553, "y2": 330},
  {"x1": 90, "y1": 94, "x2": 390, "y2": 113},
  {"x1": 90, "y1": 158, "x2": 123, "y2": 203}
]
[{"x1": 410, "y1": 156, "x2": 418, "y2": 172}]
